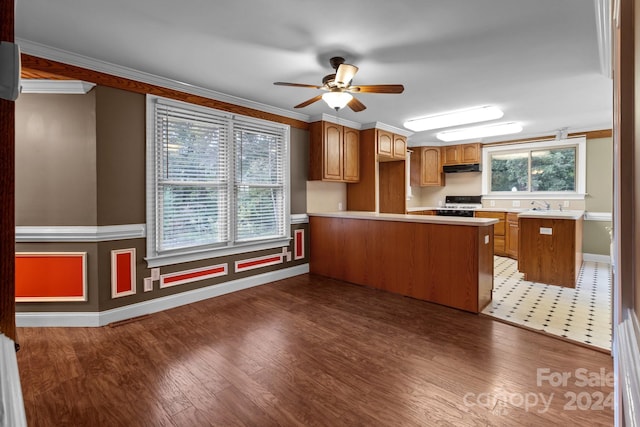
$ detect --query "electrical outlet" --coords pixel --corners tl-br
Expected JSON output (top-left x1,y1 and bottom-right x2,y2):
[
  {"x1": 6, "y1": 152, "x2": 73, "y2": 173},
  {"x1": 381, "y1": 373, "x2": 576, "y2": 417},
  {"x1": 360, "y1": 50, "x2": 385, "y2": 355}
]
[
  {"x1": 151, "y1": 268, "x2": 160, "y2": 281},
  {"x1": 563, "y1": 200, "x2": 570, "y2": 208},
  {"x1": 512, "y1": 200, "x2": 520, "y2": 207},
  {"x1": 338, "y1": 202, "x2": 343, "y2": 211},
  {"x1": 490, "y1": 200, "x2": 495, "y2": 207},
  {"x1": 144, "y1": 277, "x2": 153, "y2": 292},
  {"x1": 484, "y1": 235, "x2": 490, "y2": 244}
]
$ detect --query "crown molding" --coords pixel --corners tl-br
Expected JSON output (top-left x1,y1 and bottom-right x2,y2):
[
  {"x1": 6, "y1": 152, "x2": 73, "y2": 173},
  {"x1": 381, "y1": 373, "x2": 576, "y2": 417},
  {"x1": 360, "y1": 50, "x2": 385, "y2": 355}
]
[
  {"x1": 20, "y1": 79, "x2": 95, "y2": 94},
  {"x1": 309, "y1": 113, "x2": 362, "y2": 130},
  {"x1": 361, "y1": 121, "x2": 414, "y2": 137},
  {"x1": 16, "y1": 38, "x2": 310, "y2": 123}
]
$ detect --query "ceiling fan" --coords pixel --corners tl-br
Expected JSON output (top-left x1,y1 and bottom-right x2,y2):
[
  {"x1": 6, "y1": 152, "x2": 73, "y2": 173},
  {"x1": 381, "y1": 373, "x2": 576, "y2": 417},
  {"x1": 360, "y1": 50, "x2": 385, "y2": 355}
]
[{"x1": 274, "y1": 56, "x2": 404, "y2": 112}]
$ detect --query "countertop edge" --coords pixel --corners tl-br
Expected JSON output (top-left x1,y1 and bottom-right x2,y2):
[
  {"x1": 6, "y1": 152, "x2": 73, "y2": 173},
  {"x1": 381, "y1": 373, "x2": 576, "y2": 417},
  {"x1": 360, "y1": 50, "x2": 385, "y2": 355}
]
[{"x1": 308, "y1": 211, "x2": 499, "y2": 226}]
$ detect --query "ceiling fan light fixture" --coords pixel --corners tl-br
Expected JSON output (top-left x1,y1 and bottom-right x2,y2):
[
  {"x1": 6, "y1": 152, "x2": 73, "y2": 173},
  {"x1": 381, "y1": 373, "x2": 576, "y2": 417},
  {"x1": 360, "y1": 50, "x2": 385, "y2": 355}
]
[
  {"x1": 436, "y1": 122, "x2": 523, "y2": 142},
  {"x1": 403, "y1": 105, "x2": 504, "y2": 132},
  {"x1": 322, "y1": 92, "x2": 353, "y2": 110}
]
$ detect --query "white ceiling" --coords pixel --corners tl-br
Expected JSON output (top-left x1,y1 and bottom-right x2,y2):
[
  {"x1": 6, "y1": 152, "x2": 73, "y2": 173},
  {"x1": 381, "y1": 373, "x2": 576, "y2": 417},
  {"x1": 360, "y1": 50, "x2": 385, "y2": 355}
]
[{"x1": 14, "y1": 0, "x2": 613, "y2": 145}]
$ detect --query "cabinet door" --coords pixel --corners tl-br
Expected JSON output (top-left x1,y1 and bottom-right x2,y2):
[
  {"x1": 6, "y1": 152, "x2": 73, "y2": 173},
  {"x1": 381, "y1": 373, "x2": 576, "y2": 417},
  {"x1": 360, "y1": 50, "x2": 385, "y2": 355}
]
[
  {"x1": 393, "y1": 134, "x2": 406, "y2": 159},
  {"x1": 506, "y1": 213, "x2": 519, "y2": 259},
  {"x1": 377, "y1": 129, "x2": 393, "y2": 157},
  {"x1": 442, "y1": 145, "x2": 460, "y2": 165},
  {"x1": 461, "y1": 143, "x2": 481, "y2": 163},
  {"x1": 323, "y1": 122, "x2": 343, "y2": 181},
  {"x1": 421, "y1": 147, "x2": 443, "y2": 186},
  {"x1": 342, "y1": 126, "x2": 360, "y2": 182}
]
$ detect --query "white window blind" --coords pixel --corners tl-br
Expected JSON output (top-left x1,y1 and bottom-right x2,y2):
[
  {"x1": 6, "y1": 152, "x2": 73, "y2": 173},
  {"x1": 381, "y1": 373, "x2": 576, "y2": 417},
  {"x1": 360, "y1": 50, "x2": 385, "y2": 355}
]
[
  {"x1": 233, "y1": 119, "x2": 287, "y2": 242},
  {"x1": 147, "y1": 96, "x2": 290, "y2": 266}
]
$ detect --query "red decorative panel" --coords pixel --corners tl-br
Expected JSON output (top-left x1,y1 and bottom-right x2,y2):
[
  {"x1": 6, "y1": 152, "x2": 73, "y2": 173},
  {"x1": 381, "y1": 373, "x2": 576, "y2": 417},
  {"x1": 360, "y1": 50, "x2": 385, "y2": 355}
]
[
  {"x1": 294, "y1": 229, "x2": 305, "y2": 260},
  {"x1": 160, "y1": 264, "x2": 228, "y2": 288},
  {"x1": 235, "y1": 253, "x2": 283, "y2": 273},
  {"x1": 15, "y1": 252, "x2": 87, "y2": 302},
  {"x1": 111, "y1": 249, "x2": 136, "y2": 298}
]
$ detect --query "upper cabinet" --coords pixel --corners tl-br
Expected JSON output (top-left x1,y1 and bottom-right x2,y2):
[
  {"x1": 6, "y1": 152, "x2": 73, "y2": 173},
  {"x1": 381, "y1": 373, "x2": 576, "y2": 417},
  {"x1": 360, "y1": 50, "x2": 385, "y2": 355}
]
[
  {"x1": 442, "y1": 143, "x2": 482, "y2": 165},
  {"x1": 410, "y1": 146, "x2": 444, "y2": 187},
  {"x1": 376, "y1": 129, "x2": 406, "y2": 161},
  {"x1": 309, "y1": 121, "x2": 360, "y2": 183}
]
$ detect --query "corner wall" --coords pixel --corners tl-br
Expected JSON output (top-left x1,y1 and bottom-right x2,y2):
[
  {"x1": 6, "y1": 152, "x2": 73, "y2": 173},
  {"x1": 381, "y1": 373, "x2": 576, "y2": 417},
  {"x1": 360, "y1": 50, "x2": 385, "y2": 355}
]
[{"x1": 15, "y1": 86, "x2": 309, "y2": 324}]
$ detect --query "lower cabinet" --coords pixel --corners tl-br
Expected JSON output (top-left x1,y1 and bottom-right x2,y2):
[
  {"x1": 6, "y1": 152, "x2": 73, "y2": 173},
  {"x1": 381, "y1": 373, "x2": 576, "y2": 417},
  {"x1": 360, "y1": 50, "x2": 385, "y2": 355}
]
[
  {"x1": 411, "y1": 210, "x2": 436, "y2": 215},
  {"x1": 506, "y1": 213, "x2": 519, "y2": 259},
  {"x1": 474, "y1": 211, "x2": 506, "y2": 256}
]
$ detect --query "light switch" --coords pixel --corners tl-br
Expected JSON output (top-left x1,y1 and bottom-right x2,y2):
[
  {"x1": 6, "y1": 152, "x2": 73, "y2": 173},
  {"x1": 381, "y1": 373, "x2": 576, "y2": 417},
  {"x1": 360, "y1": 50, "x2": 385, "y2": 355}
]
[
  {"x1": 144, "y1": 277, "x2": 153, "y2": 292},
  {"x1": 512, "y1": 200, "x2": 520, "y2": 207},
  {"x1": 540, "y1": 227, "x2": 553, "y2": 235},
  {"x1": 151, "y1": 268, "x2": 160, "y2": 281}
]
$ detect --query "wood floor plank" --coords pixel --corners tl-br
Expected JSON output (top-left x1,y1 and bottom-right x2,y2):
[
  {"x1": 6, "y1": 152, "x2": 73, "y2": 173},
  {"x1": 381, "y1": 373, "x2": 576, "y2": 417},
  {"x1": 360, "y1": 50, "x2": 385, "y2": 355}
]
[{"x1": 17, "y1": 273, "x2": 614, "y2": 426}]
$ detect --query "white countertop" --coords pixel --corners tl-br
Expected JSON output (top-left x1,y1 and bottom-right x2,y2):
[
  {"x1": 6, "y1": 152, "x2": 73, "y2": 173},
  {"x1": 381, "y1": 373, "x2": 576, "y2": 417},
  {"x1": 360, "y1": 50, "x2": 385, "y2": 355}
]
[
  {"x1": 308, "y1": 211, "x2": 499, "y2": 226},
  {"x1": 517, "y1": 210, "x2": 584, "y2": 220}
]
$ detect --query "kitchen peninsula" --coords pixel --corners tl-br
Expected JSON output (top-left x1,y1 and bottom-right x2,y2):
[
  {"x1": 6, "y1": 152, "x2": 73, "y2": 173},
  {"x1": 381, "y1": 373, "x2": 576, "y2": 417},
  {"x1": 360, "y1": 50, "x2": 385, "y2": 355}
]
[{"x1": 309, "y1": 212, "x2": 497, "y2": 313}]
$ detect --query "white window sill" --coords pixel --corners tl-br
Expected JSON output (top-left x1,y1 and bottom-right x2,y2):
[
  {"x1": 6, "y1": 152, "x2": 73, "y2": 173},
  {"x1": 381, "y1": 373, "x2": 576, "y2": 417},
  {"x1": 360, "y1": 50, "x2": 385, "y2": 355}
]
[
  {"x1": 145, "y1": 237, "x2": 292, "y2": 268},
  {"x1": 483, "y1": 193, "x2": 586, "y2": 200}
]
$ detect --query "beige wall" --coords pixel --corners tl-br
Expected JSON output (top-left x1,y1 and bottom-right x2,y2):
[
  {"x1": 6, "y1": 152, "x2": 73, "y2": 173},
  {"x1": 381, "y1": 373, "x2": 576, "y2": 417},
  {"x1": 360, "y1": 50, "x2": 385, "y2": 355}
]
[
  {"x1": 290, "y1": 127, "x2": 309, "y2": 214},
  {"x1": 95, "y1": 86, "x2": 146, "y2": 225},
  {"x1": 307, "y1": 181, "x2": 347, "y2": 212},
  {"x1": 15, "y1": 92, "x2": 97, "y2": 226}
]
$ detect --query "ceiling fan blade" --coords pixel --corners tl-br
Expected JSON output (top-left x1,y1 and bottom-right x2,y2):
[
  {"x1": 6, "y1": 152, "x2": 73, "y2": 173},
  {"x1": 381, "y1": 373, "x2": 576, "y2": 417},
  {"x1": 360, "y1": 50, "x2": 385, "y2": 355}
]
[
  {"x1": 274, "y1": 82, "x2": 323, "y2": 89},
  {"x1": 294, "y1": 95, "x2": 323, "y2": 108},
  {"x1": 349, "y1": 84, "x2": 404, "y2": 94},
  {"x1": 347, "y1": 96, "x2": 366, "y2": 112},
  {"x1": 335, "y1": 64, "x2": 359, "y2": 87}
]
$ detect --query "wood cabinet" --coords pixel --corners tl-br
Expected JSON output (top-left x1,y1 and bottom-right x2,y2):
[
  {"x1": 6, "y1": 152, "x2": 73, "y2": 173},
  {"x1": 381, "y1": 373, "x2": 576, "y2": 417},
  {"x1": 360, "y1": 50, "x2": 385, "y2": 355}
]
[
  {"x1": 411, "y1": 210, "x2": 436, "y2": 215},
  {"x1": 309, "y1": 215, "x2": 494, "y2": 313},
  {"x1": 506, "y1": 213, "x2": 519, "y2": 259},
  {"x1": 376, "y1": 129, "x2": 406, "y2": 161},
  {"x1": 475, "y1": 211, "x2": 506, "y2": 256},
  {"x1": 393, "y1": 134, "x2": 407, "y2": 159},
  {"x1": 442, "y1": 143, "x2": 482, "y2": 165},
  {"x1": 518, "y1": 216, "x2": 583, "y2": 288},
  {"x1": 347, "y1": 127, "x2": 406, "y2": 214},
  {"x1": 410, "y1": 146, "x2": 444, "y2": 187},
  {"x1": 309, "y1": 121, "x2": 359, "y2": 183}
]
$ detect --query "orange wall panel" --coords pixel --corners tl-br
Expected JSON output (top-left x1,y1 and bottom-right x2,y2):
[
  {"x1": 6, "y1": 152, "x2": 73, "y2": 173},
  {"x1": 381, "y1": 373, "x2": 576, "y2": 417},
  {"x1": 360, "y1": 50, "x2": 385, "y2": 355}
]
[{"x1": 15, "y1": 253, "x2": 87, "y2": 302}]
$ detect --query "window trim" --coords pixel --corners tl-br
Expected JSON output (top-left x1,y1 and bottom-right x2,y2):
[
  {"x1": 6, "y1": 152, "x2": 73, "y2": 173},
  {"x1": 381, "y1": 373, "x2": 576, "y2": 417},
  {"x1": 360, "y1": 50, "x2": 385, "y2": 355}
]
[
  {"x1": 145, "y1": 95, "x2": 291, "y2": 268},
  {"x1": 481, "y1": 137, "x2": 586, "y2": 199}
]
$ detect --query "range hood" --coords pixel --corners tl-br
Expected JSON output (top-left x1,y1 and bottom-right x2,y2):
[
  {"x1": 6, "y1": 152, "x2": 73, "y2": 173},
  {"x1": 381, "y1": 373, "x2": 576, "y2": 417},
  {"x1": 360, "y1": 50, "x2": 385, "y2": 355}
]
[{"x1": 443, "y1": 163, "x2": 481, "y2": 173}]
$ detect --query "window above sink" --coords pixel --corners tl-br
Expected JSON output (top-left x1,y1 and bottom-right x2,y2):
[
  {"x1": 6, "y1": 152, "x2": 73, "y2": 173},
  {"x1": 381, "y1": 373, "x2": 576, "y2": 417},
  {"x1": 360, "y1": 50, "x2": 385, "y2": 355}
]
[{"x1": 481, "y1": 137, "x2": 586, "y2": 200}]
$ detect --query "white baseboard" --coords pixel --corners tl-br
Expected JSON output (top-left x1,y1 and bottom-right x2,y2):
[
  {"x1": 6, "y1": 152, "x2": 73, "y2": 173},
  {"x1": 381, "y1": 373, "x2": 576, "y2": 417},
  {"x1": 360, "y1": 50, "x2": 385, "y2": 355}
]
[
  {"x1": 16, "y1": 264, "x2": 309, "y2": 327},
  {"x1": 583, "y1": 253, "x2": 611, "y2": 264},
  {"x1": 616, "y1": 309, "x2": 640, "y2": 427}
]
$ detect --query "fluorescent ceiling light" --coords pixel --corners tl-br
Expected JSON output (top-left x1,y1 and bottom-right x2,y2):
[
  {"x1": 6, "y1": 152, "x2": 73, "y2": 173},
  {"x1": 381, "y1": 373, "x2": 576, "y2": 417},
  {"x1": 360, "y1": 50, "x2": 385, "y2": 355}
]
[
  {"x1": 322, "y1": 92, "x2": 353, "y2": 110},
  {"x1": 403, "y1": 105, "x2": 504, "y2": 131},
  {"x1": 436, "y1": 122, "x2": 523, "y2": 142}
]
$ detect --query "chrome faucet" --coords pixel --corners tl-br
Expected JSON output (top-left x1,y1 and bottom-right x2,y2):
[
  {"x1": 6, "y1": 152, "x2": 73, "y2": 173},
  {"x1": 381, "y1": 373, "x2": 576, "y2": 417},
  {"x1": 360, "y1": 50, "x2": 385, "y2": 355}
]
[{"x1": 530, "y1": 200, "x2": 550, "y2": 211}]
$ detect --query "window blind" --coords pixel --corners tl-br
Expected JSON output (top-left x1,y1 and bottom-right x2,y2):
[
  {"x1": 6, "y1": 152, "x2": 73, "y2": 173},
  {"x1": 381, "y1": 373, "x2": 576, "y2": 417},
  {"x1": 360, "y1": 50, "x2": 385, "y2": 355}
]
[
  {"x1": 233, "y1": 119, "x2": 287, "y2": 242},
  {"x1": 148, "y1": 96, "x2": 290, "y2": 263},
  {"x1": 154, "y1": 102, "x2": 230, "y2": 252}
]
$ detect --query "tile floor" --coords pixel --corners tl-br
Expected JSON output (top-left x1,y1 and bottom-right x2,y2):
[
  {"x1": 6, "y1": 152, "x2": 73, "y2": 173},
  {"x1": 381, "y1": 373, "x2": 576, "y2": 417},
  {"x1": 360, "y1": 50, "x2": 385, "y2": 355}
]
[{"x1": 482, "y1": 256, "x2": 612, "y2": 352}]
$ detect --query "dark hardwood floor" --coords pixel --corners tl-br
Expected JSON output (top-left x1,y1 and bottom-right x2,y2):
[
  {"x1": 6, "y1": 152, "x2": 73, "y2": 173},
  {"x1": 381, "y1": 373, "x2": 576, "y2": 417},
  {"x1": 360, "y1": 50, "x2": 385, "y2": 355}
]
[{"x1": 17, "y1": 274, "x2": 614, "y2": 426}]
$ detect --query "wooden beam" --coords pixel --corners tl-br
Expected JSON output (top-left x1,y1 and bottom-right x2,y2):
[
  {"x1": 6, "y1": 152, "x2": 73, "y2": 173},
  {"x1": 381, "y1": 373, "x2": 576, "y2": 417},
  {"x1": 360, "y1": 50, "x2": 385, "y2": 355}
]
[
  {"x1": 0, "y1": 0, "x2": 16, "y2": 342},
  {"x1": 21, "y1": 54, "x2": 309, "y2": 131}
]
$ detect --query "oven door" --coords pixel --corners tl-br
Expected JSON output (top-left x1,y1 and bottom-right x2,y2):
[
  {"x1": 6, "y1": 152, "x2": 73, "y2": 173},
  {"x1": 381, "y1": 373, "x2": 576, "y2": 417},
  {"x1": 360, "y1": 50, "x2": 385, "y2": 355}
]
[{"x1": 435, "y1": 209, "x2": 474, "y2": 217}]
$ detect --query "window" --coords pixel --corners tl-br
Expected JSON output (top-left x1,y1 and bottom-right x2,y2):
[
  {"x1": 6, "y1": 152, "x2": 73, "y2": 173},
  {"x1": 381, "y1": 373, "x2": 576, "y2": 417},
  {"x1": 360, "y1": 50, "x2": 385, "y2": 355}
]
[
  {"x1": 146, "y1": 96, "x2": 290, "y2": 267},
  {"x1": 482, "y1": 137, "x2": 586, "y2": 197}
]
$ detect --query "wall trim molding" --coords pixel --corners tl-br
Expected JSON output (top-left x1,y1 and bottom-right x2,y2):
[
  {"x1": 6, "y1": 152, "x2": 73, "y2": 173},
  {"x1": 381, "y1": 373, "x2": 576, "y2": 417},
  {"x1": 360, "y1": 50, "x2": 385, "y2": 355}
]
[
  {"x1": 291, "y1": 214, "x2": 309, "y2": 224},
  {"x1": 16, "y1": 264, "x2": 309, "y2": 327},
  {"x1": 584, "y1": 211, "x2": 613, "y2": 221},
  {"x1": 15, "y1": 224, "x2": 146, "y2": 242},
  {"x1": 20, "y1": 79, "x2": 95, "y2": 94},
  {"x1": 583, "y1": 253, "x2": 611, "y2": 264},
  {"x1": 616, "y1": 308, "x2": 640, "y2": 427},
  {"x1": 16, "y1": 38, "x2": 309, "y2": 124}
]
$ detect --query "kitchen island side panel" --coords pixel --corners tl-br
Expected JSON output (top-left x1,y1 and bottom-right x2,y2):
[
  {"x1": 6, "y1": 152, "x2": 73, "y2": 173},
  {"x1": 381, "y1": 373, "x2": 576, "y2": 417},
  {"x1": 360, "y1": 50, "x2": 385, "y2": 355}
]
[{"x1": 309, "y1": 216, "x2": 493, "y2": 313}]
